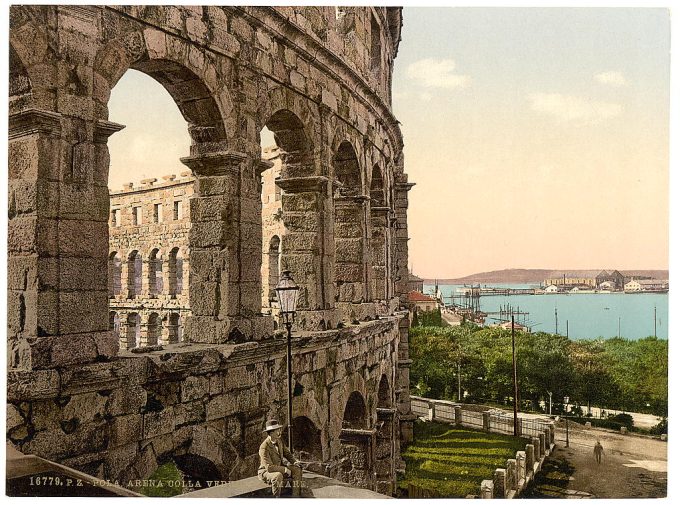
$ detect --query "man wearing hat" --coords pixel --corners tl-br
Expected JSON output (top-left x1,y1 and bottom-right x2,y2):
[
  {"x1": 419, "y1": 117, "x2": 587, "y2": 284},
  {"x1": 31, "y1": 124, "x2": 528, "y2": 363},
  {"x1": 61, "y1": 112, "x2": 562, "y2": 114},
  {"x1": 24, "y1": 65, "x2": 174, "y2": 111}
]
[{"x1": 258, "y1": 419, "x2": 303, "y2": 497}]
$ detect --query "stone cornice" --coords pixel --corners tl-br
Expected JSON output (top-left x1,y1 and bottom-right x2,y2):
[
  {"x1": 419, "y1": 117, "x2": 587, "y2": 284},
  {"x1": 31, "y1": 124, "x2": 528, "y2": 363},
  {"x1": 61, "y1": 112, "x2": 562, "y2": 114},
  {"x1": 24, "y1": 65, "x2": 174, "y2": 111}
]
[
  {"x1": 394, "y1": 182, "x2": 415, "y2": 193},
  {"x1": 8, "y1": 108, "x2": 62, "y2": 140},
  {"x1": 276, "y1": 175, "x2": 330, "y2": 193},
  {"x1": 370, "y1": 206, "x2": 392, "y2": 216},
  {"x1": 334, "y1": 194, "x2": 370, "y2": 205},
  {"x1": 257, "y1": 159, "x2": 275, "y2": 175},
  {"x1": 180, "y1": 151, "x2": 247, "y2": 177},
  {"x1": 94, "y1": 119, "x2": 126, "y2": 144}
]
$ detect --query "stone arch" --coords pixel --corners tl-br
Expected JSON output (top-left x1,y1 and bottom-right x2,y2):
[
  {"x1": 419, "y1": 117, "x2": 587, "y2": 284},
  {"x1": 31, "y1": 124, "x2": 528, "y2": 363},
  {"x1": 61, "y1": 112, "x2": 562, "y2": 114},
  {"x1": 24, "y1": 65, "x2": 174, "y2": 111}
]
[
  {"x1": 262, "y1": 108, "x2": 316, "y2": 178},
  {"x1": 148, "y1": 248, "x2": 163, "y2": 297},
  {"x1": 145, "y1": 312, "x2": 161, "y2": 346},
  {"x1": 343, "y1": 391, "x2": 368, "y2": 429},
  {"x1": 168, "y1": 247, "x2": 183, "y2": 297},
  {"x1": 369, "y1": 164, "x2": 386, "y2": 207},
  {"x1": 291, "y1": 416, "x2": 323, "y2": 462},
  {"x1": 377, "y1": 374, "x2": 391, "y2": 408},
  {"x1": 127, "y1": 250, "x2": 142, "y2": 298},
  {"x1": 167, "y1": 312, "x2": 182, "y2": 344},
  {"x1": 125, "y1": 312, "x2": 140, "y2": 349},
  {"x1": 94, "y1": 30, "x2": 229, "y2": 147},
  {"x1": 108, "y1": 251, "x2": 122, "y2": 298},
  {"x1": 333, "y1": 140, "x2": 363, "y2": 196}
]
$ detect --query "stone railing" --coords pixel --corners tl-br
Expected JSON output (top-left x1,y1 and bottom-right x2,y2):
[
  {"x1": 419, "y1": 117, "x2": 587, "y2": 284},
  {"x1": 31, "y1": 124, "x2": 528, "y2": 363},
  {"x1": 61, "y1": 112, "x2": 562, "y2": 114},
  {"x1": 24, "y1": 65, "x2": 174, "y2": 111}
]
[{"x1": 411, "y1": 396, "x2": 555, "y2": 499}]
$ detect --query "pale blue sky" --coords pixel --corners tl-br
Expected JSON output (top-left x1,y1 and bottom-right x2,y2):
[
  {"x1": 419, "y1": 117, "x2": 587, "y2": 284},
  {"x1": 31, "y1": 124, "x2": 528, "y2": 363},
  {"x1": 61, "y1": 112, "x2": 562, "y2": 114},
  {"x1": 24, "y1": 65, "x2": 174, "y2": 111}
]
[{"x1": 108, "y1": 7, "x2": 671, "y2": 278}]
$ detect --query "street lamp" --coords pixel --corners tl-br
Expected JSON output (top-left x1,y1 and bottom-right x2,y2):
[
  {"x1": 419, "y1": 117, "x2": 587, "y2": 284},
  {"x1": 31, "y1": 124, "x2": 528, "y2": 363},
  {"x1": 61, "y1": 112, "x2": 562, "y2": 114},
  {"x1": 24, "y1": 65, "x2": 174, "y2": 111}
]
[
  {"x1": 275, "y1": 270, "x2": 300, "y2": 451},
  {"x1": 563, "y1": 396, "x2": 570, "y2": 447}
]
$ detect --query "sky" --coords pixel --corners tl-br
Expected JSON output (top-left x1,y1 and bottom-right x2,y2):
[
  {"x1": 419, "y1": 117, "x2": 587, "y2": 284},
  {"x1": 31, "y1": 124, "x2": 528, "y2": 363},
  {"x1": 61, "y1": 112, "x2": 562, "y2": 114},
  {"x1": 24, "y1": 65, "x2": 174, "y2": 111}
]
[{"x1": 107, "y1": 7, "x2": 671, "y2": 279}]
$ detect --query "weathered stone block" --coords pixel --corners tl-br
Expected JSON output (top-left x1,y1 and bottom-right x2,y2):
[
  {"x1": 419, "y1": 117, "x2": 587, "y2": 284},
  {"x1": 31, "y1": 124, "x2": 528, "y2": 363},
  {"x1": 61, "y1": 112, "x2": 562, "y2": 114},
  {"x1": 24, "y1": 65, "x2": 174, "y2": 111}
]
[
  {"x1": 143, "y1": 409, "x2": 175, "y2": 439},
  {"x1": 110, "y1": 414, "x2": 143, "y2": 447},
  {"x1": 181, "y1": 375, "x2": 210, "y2": 402}
]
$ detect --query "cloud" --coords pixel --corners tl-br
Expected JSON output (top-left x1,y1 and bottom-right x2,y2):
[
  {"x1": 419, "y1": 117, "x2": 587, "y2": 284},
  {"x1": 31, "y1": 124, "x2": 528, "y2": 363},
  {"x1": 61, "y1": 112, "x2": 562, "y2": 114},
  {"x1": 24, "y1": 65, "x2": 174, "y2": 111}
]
[
  {"x1": 594, "y1": 71, "x2": 628, "y2": 87},
  {"x1": 406, "y1": 58, "x2": 471, "y2": 89},
  {"x1": 528, "y1": 93, "x2": 623, "y2": 123}
]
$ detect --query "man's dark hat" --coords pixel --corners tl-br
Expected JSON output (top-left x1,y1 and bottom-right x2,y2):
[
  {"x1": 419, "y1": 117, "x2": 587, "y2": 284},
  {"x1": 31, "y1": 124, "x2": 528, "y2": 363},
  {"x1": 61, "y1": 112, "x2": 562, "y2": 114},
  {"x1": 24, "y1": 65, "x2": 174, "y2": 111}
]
[{"x1": 264, "y1": 419, "x2": 284, "y2": 432}]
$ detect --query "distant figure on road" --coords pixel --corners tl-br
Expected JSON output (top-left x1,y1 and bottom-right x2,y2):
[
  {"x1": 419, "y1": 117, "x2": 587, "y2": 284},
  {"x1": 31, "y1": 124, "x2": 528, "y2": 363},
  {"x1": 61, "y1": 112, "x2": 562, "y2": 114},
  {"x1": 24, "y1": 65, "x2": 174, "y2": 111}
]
[{"x1": 594, "y1": 440, "x2": 604, "y2": 464}]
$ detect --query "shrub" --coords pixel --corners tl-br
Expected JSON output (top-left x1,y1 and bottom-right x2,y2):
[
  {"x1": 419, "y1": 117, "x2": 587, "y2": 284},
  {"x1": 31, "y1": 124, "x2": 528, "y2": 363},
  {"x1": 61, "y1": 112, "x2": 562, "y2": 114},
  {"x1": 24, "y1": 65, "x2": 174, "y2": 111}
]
[
  {"x1": 650, "y1": 418, "x2": 667, "y2": 435},
  {"x1": 609, "y1": 413, "x2": 634, "y2": 429}
]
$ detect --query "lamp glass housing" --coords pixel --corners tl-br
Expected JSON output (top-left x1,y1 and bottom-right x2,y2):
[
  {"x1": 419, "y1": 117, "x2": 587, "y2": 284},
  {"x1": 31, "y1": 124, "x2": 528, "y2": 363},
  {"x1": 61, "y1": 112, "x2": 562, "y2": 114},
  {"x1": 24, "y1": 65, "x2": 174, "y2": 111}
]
[{"x1": 275, "y1": 270, "x2": 300, "y2": 324}]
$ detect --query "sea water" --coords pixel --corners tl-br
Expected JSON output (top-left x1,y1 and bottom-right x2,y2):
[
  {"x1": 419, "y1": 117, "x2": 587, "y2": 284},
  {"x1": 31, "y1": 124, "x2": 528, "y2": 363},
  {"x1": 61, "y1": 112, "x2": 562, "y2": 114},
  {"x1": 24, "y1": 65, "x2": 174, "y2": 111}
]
[{"x1": 425, "y1": 284, "x2": 668, "y2": 340}]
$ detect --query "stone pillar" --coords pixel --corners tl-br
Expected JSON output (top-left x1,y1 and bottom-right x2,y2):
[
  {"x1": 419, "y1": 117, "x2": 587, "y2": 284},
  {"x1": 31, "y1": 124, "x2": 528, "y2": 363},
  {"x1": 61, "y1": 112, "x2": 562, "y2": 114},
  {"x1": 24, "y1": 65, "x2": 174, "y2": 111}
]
[
  {"x1": 427, "y1": 401, "x2": 436, "y2": 422},
  {"x1": 139, "y1": 317, "x2": 152, "y2": 347},
  {"x1": 334, "y1": 194, "x2": 376, "y2": 322},
  {"x1": 396, "y1": 313, "x2": 415, "y2": 444},
  {"x1": 480, "y1": 480, "x2": 494, "y2": 499},
  {"x1": 549, "y1": 423, "x2": 555, "y2": 445},
  {"x1": 483, "y1": 411, "x2": 491, "y2": 432},
  {"x1": 276, "y1": 176, "x2": 337, "y2": 331},
  {"x1": 454, "y1": 406, "x2": 463, "y2": 426},
  {"x1": 8, "y1": 109, "x2": 123, "y2": 369},
  {"x1": 141, "y1": 258, "x2": 151, "y2": 297},
  {"x1": 120, "y1": 259, "x2": 131, "y2": 299},
  {"x1": 180, "y1": 151, "x2": 275, "y2": 343},
  {"x1": 525, "y1": 444, "x2": 534, "y2": 473},
  {"x1": 538, "y1": 433, "x2": 546, "y2": 456},
  {"x1": 493, "y1": 468, "x2": 507, "y2": 498},
  {"x1": 516, "y1": 451, "x2": 527, "y2": 489},
  {"x1": 506, "y1": 458, "x2": 517, "y2": 493},
  {"x1": 393, "y1": 173, "x2": 414, "y2": 306},
  {"x1": 532, "y1": 437, "x2": 541, "y2": 464}
]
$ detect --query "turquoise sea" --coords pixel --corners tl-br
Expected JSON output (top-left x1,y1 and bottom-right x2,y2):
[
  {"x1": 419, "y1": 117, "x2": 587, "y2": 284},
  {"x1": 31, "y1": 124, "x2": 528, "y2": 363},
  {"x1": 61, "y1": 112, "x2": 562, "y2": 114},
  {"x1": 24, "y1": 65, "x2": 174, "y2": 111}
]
[{"x1": 424, "y1": 284, "x2": 668, "y2": 340}]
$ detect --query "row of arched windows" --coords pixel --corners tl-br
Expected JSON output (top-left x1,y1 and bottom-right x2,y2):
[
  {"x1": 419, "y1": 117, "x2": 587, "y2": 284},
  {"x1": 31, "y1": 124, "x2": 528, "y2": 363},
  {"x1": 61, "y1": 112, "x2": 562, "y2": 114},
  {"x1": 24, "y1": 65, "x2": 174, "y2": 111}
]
[
  {"x1": 109, "y1": 247, "x2": 184, "y2": 298},
  {"x1": 110, "y1": 311, "x2": 184, "y2": 349}
]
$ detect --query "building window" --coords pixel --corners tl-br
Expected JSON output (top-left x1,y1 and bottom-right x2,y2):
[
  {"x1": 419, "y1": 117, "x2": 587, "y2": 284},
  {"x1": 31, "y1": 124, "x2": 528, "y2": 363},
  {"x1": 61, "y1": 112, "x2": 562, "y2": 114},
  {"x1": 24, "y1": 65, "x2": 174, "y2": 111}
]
[
  {"x1": 173, "y1": 201, "x2": 182, "y2": 220},
  {"x1": 154, "y1": 203, "x2": 162, "y2": 223},
  {"x1": 132, "y1": 206, "x2": 142, "y2": 225},
  {"x1": 111, "y1": 209, "x2": 121, "y2": 227}
]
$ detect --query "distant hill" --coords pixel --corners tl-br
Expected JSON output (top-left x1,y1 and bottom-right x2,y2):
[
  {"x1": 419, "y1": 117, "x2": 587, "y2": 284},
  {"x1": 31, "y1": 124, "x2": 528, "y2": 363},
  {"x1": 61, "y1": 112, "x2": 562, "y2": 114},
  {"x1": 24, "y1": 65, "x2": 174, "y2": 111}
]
[{"x1": 425, "y1": 268, "x2": 669, "y2": 285}]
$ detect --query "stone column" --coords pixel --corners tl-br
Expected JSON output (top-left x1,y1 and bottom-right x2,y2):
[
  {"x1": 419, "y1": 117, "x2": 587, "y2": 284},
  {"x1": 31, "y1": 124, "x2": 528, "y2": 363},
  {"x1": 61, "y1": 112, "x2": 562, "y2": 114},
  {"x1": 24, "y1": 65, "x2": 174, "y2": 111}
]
[
  {"x1": 141, "y1": 258, "x2": 152, "y2": 297},
  {"x1": 525, "y1": 444, "x2": 534, "y2": 473},
  {"x1": 480, "y1": 480, "x2": 494, "y2": 499},
  {"x1": 493, "y1": 468, "x2": 507, "y2": 498},
  {"x1": 455, "y1": 406, "x2": 463, "y2": 426},
  {"x1": 396, "y1": 312, "x2": 415, "y2": 444},
  {"x1": 516, "y1": 451, "x2": 527, "y2": 489},
  {"x1": 8, "y1": 110, "x2": 123, "y2": 369},
  {"x1": 483, "y1": 411, "x2": 491, "y2": 432},
  {"x1": 276, "y1": 176, "x2": 337, "y2": 330},
  {"x1": 506, "y1": 459, "x2": 517, "y2": 493},
  {"x1": 532, "y1": 436, "x2": 541, "y2": 465},
  {"x1": 393, "y1": 173, "x2": 414, "y2": 306},
  {"x1": 180, "y1": 151, "x2": 275, "y2": 343}
]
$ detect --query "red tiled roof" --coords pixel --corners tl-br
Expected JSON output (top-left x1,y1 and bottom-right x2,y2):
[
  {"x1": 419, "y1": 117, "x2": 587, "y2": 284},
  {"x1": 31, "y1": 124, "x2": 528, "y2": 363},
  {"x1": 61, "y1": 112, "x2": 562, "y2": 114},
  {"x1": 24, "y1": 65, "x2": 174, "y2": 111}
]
[{"x1": 408, "y1": 290, "x2": 436, "y2": 302}]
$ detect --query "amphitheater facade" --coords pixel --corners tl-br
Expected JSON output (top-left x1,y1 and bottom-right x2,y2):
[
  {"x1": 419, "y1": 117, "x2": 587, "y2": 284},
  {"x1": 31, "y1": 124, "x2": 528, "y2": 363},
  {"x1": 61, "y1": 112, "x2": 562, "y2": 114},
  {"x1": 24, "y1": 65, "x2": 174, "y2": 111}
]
[{"x1": 8, "y1": 6, "x2": 414, "y2": 494}]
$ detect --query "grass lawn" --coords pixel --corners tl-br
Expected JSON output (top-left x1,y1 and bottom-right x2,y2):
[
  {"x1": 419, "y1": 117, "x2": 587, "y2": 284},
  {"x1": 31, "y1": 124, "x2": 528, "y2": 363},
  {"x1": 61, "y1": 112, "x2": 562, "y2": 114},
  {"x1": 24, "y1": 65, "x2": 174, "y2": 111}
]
[
  {"x1": 137, "y1": 462, "x2": 185, "y2": 497},
  {"x1": 398, "y1": 420, "x2": 528, "y2": 498}
]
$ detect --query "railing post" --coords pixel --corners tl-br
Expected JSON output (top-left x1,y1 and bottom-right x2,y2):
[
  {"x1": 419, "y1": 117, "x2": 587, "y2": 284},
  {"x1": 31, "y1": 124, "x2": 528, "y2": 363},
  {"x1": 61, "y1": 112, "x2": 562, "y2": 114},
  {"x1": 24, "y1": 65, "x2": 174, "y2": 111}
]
[
  {"x1": 427, "y1": 401, "x2": 436, "y2": 422},
  {"x1": 493, "y1": 468, "x2": 507, "y2": 498},
  {"x1": 480, "y1": 480, "x2": 494, "y2": 499},
  {"x1": 454, "y1": 406, "x2": 462, "y2": 426},
  {"x1": 482, "y1": 411, "x2": 491, "y2": 432}
]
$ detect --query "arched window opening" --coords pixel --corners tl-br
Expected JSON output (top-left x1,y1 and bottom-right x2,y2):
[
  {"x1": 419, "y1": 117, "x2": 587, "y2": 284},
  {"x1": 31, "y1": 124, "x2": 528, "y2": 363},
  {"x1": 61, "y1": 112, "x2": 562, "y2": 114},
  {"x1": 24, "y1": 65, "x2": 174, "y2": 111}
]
[
  {"x1": 168, "y1": 248, "x2": 183, "y2": 297},
  {"x1": 343, "y1": 391, "x2": 368, "y2": 429},
  {"x1": 378, "y1": 375, "x2": 391, "y2": 408},
  {"x1": 146, "y1": 312, "x2": 160, "y2": 346},
  {"x1": 109, "y1": 251, "x2": 122, "y2": 298},
  {"x1": 148, "y1": 249, "x2": 163, "y2": 297},
  {"x1": 333, "y1": 141, "x2": 362, "y2": 196},
  {"x1": 292, "y1": 416, "x2": 323, "y2": 462},
  {"x1": 168, "y1": 312, "x2": 181, "y2": 344},
  {"x1": 266, "y1": 235, "x2": 281, "y2": 304},
  {"x1": 126, "y1": 312, "x2": 140, "y2": 349},
  {"x1": 370, "y1": 164, "x2": 386, "y2": 207},
  {"x1": 127, "y1": 251, "x2": 142, "y2": 298}
]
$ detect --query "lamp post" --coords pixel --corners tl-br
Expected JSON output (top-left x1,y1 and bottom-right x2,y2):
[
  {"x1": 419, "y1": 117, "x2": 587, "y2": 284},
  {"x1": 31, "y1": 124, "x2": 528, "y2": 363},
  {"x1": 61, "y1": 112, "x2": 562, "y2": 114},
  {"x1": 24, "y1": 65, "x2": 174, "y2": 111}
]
[
  {"x1": 275, "y1": 270, "x2": 300, "y2": 451},
  {"x1": 563, "y1": 396, "x2": 570, "y2": 447}
]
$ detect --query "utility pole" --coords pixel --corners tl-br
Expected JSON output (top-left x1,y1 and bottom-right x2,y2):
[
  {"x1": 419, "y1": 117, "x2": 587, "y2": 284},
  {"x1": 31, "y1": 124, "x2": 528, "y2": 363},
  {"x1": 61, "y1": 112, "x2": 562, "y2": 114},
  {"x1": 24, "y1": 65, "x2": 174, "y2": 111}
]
[
  {"x1": 511, "y1": 315, "x2": 519, "y2": 436},
  {"x1": 554, "y1": 307, "x2": 558, "y2": 335},
  {"x1": 547, "y1": 391, "x2": 553, "y2": 416},
  {"x1": 566, "y1": 320, "x2": 569, "y2": 338},
  {"x1": 618, "y1": 317, "x2": 621, "y2": 338},
  {"x1": 654, "y1": 306, "x2": 657, "y2": 338}
]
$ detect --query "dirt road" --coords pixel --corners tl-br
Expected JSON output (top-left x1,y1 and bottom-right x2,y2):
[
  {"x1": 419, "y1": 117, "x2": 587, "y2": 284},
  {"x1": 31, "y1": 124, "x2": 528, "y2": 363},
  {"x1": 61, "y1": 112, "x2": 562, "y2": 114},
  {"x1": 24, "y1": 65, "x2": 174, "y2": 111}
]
[{"x1": 526, "y1": 424, "x2": 666, "y2": 498}]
